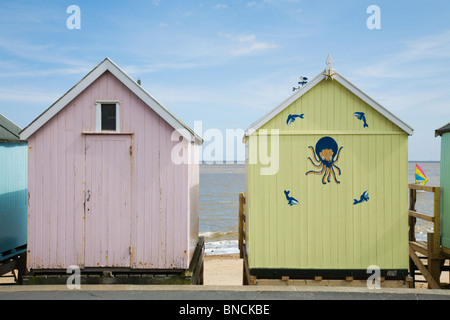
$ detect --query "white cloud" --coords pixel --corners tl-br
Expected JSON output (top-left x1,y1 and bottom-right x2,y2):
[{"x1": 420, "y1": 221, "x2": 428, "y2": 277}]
[
  {"x1": 236, "y1": 34, "x2": 256, "y2": 43},
  {"x1": 0, "y1": 88, "x2": 59, "y2": 103},
  {"x1": 0, "y1": 66, "x2": 91, "y2": 78},
  {"x1": 353, "y1": 30, "x2": 450, "y2": 80},
  {"x1": 262, "y1": 0, "x2": 301, "y2": 3},
  {"x1": 122, "y1": 61, "x2": 201, "y2": 75},
  {"x1": 0, "y1": 36, "x2": 91, "y2": 68},
  {"x1": 219, "y1": 33, "x2": 278, "y2": 56},
  {"x1": 230, "y1": 42, "x2": 278, "y2": 56},
  {"x1": 215, "y1": 4, "x2": 228, "y2": 9}
]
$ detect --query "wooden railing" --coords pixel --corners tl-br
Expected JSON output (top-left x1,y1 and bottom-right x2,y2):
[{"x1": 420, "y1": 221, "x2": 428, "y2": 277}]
[
  {"x1": 408, "y1": 183, "x2": 444, "y2": 289},
  {"x1": 238, "y1": 192, "x2": 246, "y2": 259}
]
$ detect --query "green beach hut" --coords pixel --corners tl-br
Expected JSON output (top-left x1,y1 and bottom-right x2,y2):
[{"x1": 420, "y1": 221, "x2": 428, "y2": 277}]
[
  {"x1": 436, "y1": 122, "x2": 450, "y2": 255},
  {"x1": 243, "y1": 55, "x2": 414, "y2": 280}
]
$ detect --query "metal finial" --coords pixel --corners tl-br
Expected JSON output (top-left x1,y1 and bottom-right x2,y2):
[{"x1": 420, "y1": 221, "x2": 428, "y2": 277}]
[
  {"x1": 326, "y1": 54, "x2": 333, "y2": 69},
  {"x1": 323, "y1": 54, "x2": 337, "y2": 80}
]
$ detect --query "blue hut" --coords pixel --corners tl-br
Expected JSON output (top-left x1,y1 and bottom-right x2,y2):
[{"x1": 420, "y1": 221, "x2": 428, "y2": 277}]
[{"x1": 0, "y1": 114, "x2": 27, "y2": 262}]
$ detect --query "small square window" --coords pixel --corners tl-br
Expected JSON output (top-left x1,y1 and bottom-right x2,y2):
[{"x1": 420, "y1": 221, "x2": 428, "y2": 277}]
[
  {"x1": 96, "y1": 101, "x2": 120, "y2": 133},
  {"x1": 101, "y1": 104, "x2": 117, "y2": 131}
]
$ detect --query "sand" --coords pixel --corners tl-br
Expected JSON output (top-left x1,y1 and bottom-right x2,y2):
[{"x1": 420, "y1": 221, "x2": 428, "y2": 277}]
[{"x1": 204, "y1": 254, "x2": 243, "y2": 286}]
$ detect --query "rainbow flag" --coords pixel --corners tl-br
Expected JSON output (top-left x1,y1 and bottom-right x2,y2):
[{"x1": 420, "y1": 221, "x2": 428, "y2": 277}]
[{"x1": 415, "y1": 164, "x2": 428, "y2": 186}]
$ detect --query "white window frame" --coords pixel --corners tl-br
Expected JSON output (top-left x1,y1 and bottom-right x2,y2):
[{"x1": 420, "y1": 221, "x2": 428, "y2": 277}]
[{"x1": 96, "y1": 101, "x2": 121, "y2": 133}]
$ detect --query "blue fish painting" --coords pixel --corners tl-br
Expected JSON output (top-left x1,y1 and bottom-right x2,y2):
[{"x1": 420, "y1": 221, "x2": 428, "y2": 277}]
[
  {"x1": 284, "y1": 190, "x2": 299, "y2": 206},
  {"x1": 354, "y1": 112, "x2": 369, "y2": 128},
  {"x1": 286, "y1": 114, "x2": 304, "y2": 126},
  {"x1": 353, "y1": 191, "x2": 369, "y2": 205}
]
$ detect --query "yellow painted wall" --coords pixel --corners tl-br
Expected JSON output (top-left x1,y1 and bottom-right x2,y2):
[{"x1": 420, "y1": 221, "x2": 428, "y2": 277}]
[{"x1": 246, "y1": 79, "x2": 409, "y2": 270}]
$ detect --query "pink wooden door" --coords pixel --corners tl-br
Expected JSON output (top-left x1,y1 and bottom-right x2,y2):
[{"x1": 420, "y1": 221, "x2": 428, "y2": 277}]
[{"x1": 84, "y1": 135, "x2": 132, "y2": 268}]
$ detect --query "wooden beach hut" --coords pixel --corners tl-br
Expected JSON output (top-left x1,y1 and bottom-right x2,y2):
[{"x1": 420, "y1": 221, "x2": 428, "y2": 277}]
[
  {"x1": 20, "y1": 58, "x2": 204, "y2": 284},
  {"x1": 436, "y1": 122, "x2": 450, "y2": 255},
  {"x1": 242, "y1": 55, "x2": 414, "y2": 284},
  {"x1": 0, "y1": 114, "x2": 27, "y2": 263}
]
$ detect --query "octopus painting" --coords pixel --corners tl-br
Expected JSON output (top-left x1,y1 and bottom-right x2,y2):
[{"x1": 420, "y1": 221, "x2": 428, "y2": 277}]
[{"x1": 306, "y1": 137, "x2": 343, "y2": 185}]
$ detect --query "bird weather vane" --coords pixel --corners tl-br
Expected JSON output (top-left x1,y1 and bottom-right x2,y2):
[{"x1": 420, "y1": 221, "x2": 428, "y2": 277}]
[{"x1": 293, "y1": 76, "x2": 308, "y2": 92}]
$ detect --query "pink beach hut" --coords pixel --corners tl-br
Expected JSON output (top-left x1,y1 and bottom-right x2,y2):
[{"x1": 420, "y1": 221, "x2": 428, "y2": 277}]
[{"x1": 20, "y1": 58, "x2": 203, "y2": 284}]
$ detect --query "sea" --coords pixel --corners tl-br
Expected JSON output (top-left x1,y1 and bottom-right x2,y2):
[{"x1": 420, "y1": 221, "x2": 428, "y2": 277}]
[
  {"x1": 200, "y1": 163, "x2": 245, "y2": 255},
  {"x1": 200, "y1": 161, "x2": 440, "y2": 255}
]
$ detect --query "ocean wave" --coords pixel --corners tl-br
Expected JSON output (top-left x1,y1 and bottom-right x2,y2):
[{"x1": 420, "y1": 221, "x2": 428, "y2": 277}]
[
  {"x1": 200, "y1": 230, "x2": 238, "y2": 242},
  {"x1": 200, "y1": 231, "x2": 240, "y2": 255},
  {"x1": 205, "y1": 240, "x2": 239, "y2": 255}
]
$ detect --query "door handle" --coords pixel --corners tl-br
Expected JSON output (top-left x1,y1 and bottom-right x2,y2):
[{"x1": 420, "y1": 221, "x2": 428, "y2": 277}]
[{"x1": 87, "y1": 190, "x2": 91, "y2": 202}]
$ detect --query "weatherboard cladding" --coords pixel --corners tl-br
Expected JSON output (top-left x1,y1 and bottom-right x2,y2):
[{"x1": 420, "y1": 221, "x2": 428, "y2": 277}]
[
  {"x1": 26, "y1": 67, "x2": 199, "y2": 270},
  {"x1": 20, "y1": 58, "x2": 202, "y2": 144},
  {"x1": 245, "y1": 69, "x2": 414, "y2": 138},
  {"x1": 245, "y1": 73, "x2": 410, "y2": 272},
  {"x1": 0, "y1": 114, "x2": 27, "y2": 261},
  {"x1": 438, "y1": 125, "x2": 450, "y2": 249}
]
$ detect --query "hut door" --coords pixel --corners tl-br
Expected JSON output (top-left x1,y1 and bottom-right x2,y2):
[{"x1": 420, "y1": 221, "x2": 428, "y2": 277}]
[{"x1": 84, "y1": 135, "x2": 132, "y2": 268}]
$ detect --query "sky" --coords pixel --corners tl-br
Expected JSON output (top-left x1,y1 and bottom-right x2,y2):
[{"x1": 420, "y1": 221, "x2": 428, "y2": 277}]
[{"x1": 0, "y1": 0, "x2": 449, "y2": 161}]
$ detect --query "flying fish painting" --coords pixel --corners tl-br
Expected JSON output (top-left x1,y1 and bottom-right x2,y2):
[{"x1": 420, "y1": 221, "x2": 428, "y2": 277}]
[
  {"x1": 286, "y1": 114, "x2": 304, "y2": 126},
  {"x1": 354, "y1": 191, "x2": 369, "y2": 205},
  {"x1": 354, "y1": 112, "x2": 369, "y2": 128},
  {"x1": 284, "y1": 190, "x2": 299, "y2": 206}
]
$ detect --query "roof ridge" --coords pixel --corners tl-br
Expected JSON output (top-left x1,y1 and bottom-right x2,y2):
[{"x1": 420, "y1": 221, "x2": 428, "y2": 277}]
[
  {"x1": 244, "y1": 56, "x2": 414, "y2": 139},
  {"x1": 20, "y1": 58, "x2": 202, "y2": 144}
]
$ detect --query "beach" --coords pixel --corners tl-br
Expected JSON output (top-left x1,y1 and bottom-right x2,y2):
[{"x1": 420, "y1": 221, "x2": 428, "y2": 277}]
[{"x1": 204, "y1": 254, "x2": 243, "y2": 286}]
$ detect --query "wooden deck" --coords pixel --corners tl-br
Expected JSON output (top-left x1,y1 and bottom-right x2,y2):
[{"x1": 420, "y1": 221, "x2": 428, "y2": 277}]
[{"x1": 408, "y1": 184, "x2": 450, "y2": 289}]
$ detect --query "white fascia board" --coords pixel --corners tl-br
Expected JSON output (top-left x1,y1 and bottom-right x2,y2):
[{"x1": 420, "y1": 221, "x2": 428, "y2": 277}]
[
  {"x1": 334, "y1": 73, "x2": 414, "y2": 136},
  {"x1": 20, "y1": 61, "x2": 108, "y2": 140},
  {"x1": 244, "y1": 70, "x2": 414, "y2": 139},
  {"x1": 20, "y1": 58, "x2": 203, "y2": 144},
  {"x1": 244, "y1": 71, "x2": 325, "y2": 139},
  {"x1": 104, "y1": 59, "x2": 203, "y2": 144}
]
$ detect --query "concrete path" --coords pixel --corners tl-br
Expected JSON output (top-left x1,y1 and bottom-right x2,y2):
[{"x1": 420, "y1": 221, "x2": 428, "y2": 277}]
[{"x1": 0, "y1": 285, "x2": 449, "y2": 300}]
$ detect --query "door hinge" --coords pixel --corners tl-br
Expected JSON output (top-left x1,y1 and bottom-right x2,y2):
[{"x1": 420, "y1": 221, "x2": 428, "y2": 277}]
[{"x1": 130, "y1": 145, "x2": 133, "y2": 156}]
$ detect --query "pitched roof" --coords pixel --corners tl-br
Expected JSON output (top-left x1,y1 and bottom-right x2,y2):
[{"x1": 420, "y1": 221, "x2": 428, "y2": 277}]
[
  {"x1": 0, "y1": 113, "x2": 22, "y2": 141},
  {"x1": 244, "y1": 55, "x2": 414, "y2": 139},
  {"x1": 436, "y1": 122, "x2": 450, "y2": 137},
  {"x1": 20, "y1": 58, "x2": 203, "y2": 144}
]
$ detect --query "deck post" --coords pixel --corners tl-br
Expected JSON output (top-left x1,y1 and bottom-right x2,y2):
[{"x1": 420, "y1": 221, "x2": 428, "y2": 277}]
[
  {"x1": 409, "y1": 188, "x2": 417, "y2": 241},
  {"x1": 428, "y1": 232, "x2": 441, "y2": 287},
  {"x1": 239, "y1": 192, "x2": 245, "y2": 259}
]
